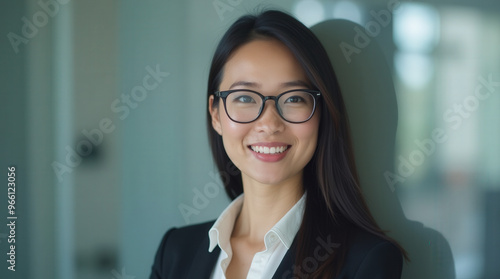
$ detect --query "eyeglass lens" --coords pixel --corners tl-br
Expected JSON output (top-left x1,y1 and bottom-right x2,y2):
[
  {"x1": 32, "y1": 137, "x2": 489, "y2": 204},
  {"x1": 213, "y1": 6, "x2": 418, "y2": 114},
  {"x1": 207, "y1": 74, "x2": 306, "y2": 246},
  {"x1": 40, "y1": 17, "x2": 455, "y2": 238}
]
[{"x1": 225, "y1": 91, "x2": 315, "y2": 123}]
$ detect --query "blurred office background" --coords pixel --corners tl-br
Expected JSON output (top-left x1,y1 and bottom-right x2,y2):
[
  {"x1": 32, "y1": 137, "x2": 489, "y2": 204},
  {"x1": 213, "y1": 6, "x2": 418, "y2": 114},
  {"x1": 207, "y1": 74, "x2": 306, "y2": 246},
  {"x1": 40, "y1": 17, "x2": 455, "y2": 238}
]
[{"x1": 1, "y1": 0, "x2": 499, "y2": 278}]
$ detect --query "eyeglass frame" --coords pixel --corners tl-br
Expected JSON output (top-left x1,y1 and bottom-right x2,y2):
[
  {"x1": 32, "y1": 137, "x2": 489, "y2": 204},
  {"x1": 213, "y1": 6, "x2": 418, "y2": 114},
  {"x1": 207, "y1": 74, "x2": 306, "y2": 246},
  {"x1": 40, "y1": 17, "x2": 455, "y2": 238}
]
[{"x1": 214, "y1": 89, "x2": 322, "y2": 124}]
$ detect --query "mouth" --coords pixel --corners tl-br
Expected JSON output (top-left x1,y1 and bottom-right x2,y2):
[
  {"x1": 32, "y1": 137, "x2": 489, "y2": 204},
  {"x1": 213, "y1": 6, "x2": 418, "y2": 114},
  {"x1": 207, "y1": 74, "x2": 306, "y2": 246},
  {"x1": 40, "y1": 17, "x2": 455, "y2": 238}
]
[
  {"x1": 249, "y1": 145, "x2": 290, "y2": 154},
  {"x1": 247, "y1": 142, "x2": 292, "y2": 163}
]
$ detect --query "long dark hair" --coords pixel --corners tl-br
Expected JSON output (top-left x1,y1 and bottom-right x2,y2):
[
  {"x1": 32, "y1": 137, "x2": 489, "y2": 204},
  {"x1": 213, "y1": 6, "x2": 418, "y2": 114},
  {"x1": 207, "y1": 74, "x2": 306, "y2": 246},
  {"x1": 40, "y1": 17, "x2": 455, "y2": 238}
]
[{"x1": 206, "y1": 10, "x2": 408, "y2": 277}]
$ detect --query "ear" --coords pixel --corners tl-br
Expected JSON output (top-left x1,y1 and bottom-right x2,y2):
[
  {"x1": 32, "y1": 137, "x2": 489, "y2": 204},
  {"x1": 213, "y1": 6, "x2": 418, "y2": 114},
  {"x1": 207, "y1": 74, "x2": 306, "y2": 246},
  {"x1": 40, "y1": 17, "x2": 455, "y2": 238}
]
[{"x1": 208, "y1": 95, "x2": 222, "y2": 135}]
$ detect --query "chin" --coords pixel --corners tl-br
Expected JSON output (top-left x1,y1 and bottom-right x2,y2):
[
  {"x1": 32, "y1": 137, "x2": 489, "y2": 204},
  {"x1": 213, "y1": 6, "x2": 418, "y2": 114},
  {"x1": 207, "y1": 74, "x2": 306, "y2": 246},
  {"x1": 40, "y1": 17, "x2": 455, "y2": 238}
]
[{"x1": 245, "y1": 170, "x2": 292, "y2": 186}]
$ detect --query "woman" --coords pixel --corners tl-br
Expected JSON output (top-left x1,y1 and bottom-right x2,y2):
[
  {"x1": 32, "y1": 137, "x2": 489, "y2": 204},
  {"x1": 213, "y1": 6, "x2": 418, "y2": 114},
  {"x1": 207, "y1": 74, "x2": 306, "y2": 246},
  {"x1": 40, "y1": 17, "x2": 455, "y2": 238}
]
[{"x1": 150, "y1": 10, "x2": 408, "y2": 279}]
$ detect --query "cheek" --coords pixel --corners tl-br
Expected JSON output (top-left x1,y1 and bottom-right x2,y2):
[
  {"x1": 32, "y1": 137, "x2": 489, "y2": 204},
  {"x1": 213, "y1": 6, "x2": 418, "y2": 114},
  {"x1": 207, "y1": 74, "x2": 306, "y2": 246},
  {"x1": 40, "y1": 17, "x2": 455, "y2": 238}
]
[
  {"x1": 298, "y1": 115, "x2": 320, "y2": 146},
  {"x1": 220, "y1": 113, "x2": 250, "y2": 147}
]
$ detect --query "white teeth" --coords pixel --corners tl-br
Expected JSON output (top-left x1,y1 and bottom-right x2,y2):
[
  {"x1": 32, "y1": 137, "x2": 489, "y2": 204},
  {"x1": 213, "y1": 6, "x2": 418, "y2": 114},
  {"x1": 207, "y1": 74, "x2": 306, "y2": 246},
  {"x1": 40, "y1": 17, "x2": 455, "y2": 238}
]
[{"x1": 250, "y1": 145, "x2": 288, "y2": 154}]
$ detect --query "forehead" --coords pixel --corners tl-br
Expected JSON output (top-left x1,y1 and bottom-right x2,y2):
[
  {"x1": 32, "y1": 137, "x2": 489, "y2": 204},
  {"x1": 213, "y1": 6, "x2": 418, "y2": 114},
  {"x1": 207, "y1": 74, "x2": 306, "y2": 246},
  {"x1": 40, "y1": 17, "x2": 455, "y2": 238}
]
[{"x1": 220, "y1": 39, "x2": 308, "y2": 90}]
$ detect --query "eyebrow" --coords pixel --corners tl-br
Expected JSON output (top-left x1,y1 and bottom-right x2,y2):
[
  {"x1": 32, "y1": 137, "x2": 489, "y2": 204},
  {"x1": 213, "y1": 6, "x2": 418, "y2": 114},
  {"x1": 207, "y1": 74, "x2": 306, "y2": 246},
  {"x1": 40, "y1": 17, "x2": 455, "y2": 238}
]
[{"x1": 228, "y1": 80, "x2": 311, "y2": 90}]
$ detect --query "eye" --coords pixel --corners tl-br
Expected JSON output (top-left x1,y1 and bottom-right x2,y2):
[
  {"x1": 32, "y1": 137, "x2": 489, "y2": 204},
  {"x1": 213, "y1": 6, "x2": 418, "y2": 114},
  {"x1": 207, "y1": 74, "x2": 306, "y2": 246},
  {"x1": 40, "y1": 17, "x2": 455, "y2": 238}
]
[
  {"x1": 234, "y1": 95, "x2": 256, "y2": 103},
  {"x1": 284, "y1": 95, "x2": 306, "y2": 103}
]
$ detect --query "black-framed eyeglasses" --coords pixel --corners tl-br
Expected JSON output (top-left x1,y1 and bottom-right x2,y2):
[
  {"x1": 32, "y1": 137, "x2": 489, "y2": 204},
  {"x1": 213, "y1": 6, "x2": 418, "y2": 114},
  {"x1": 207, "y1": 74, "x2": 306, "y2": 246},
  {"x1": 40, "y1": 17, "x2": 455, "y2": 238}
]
[{"x1": 214, "y1": 89, "x2": 321, "y2": 123}]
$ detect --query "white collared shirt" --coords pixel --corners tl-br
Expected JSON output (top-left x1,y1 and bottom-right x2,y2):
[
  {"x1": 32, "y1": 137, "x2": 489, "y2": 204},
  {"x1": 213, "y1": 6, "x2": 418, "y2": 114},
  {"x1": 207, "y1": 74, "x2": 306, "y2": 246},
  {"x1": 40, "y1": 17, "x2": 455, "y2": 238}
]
[{"x1": 208, "y1": 193, "x2": 306, "y2": 279}]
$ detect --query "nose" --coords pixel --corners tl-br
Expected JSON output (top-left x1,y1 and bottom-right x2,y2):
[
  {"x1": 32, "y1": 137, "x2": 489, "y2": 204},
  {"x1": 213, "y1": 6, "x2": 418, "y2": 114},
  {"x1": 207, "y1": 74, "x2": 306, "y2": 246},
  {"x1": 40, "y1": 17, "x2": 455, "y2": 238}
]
[{"x1": 253, "y1": 100, "x2": 285, "y2": 134}]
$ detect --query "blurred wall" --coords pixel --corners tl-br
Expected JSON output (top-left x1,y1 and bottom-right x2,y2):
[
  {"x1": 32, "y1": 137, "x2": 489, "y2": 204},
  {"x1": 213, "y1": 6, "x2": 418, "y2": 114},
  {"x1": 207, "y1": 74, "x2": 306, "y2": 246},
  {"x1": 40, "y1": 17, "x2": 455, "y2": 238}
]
[{"x1": 0, "y1": 1, "x2": 31, "y2": 279}]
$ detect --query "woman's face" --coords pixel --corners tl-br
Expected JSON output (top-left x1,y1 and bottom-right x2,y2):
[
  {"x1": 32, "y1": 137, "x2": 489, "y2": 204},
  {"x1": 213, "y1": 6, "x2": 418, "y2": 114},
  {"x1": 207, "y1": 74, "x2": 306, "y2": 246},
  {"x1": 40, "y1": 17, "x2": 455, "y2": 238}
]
[{"x1": 209, "y1": 39, "x2": 320, "y2": 187}]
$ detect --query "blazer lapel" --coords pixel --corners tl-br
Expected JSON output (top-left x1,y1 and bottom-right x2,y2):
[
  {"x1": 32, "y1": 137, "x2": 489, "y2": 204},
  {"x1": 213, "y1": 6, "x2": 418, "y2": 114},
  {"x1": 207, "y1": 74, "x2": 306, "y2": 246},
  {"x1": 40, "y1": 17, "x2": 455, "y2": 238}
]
[
  {"x1": 186, "y1": 238, "x2": 221, "y2": 279},
  {"x1": 272, "y1": 237, "x2": 297, "y2": 279}
]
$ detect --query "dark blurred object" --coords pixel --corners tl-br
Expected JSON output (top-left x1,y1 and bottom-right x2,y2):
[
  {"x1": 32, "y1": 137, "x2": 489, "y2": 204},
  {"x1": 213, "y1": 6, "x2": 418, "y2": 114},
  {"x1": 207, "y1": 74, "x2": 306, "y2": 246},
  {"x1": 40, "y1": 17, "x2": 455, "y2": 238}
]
[{"x1": 483, "y1": 190, "x2": 500, "y2": 279}]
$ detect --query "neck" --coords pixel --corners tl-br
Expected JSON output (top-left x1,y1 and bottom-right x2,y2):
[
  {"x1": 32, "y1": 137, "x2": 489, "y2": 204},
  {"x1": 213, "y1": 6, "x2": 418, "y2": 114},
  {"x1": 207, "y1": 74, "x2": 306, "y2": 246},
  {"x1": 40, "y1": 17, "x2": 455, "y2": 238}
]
[{"x1": 232, "y1": 174, "x2": 304, "y2": 243}]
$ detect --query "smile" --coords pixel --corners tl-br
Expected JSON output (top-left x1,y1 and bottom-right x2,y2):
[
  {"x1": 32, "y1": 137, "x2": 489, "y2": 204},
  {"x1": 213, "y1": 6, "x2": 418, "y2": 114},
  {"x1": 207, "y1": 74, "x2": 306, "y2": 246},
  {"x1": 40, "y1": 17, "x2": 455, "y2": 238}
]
[{"x1": 249, "y1": 145, "x2": 289, "y2": 154}]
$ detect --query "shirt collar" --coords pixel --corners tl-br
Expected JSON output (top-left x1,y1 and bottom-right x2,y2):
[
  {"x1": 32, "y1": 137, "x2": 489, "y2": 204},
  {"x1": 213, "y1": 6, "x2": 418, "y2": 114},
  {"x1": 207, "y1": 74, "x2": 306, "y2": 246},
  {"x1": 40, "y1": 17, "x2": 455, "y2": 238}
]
[
  {"x1": 208, "y1": 192, "x2": 306, "y2": 253},
  {"x1": 208, "y1": 195, "x2": 244, "y2": 253}
]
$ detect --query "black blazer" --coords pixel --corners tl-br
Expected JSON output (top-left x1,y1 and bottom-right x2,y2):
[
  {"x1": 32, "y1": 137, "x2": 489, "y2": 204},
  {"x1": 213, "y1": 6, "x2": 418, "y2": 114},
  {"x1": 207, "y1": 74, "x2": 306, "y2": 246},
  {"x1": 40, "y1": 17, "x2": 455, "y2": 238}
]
[{"x1": 150, "y1": 220, "x2": 402, "y2": 279}]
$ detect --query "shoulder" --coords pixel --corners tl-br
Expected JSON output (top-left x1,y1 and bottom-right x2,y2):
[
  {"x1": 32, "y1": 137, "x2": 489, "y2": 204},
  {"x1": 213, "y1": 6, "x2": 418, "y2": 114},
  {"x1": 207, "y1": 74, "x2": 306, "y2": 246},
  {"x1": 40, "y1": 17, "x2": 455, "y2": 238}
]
[
  {"x1": 338, "y1": 227, "x2": 403, "y2": 279},
  {"x1": 165, "y1": 220, "x2": 215, "y2": 247},
  {"x1": 155, "y1": 220, "x2": 214, "y2": 256},
  {"x1": 150, "y1": 220, "x2": 215, "y2": 279}
]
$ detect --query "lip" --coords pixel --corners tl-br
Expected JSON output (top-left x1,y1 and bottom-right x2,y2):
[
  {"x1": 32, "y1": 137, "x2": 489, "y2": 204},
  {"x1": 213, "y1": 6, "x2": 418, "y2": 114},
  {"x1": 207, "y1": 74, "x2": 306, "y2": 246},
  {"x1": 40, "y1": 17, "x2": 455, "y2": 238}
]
[{"x1": 248, "y1": 142, "x2": 291, "y2": 162}]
